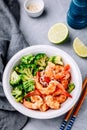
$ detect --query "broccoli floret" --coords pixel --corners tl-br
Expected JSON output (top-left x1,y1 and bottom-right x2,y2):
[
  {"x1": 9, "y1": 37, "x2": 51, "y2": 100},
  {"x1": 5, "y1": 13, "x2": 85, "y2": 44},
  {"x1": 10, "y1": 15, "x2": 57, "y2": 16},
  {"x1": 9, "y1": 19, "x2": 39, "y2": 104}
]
[
  {"x1": 49, "y1": 55, "x2": 63, "y2": 65},
  {"x1": 23, "y1": 79, "x2": 35, "y2": 93},
  {"x1": 14, "y1": 66, "x2": 20, "y2": 73},
  {"x1": 14, "y1": 62, "x2": 29, "y2": 74},
  {"x1": 34, "y1": 53, "x2": 49, "y2": 69},
  {"x1": 21, "y1": 54, "x2": 35, "y2": 64},
  {"x1": 29, "y1": 64, "x2": 37, "y2": 74},
  {"x1": 14, "y1": 54, "x2": 35, "y2": 74},
  {"x1": 53, "y1": 56, "x2": 63, "y2": 65},
  {"x1": 11, "y1": 85, "x2": 23, "y2": 102},
  {"x1": 15, "y1": 66, "x2": 33, "y2": 82},
  {"x1": 20, "y1": 68, "x2": 33, "y2": 82},
  {"x1": 23, "y1": 68, "x2": 33, "y2": 77},
  {"x1": 67, "y1": 83, "x2": 75, "y2": 93},
  {"x1": 29, "y1": 64, "x2": 39, "y2": 76},
  {"x1": 15, "y1": 96, "x2": 24, "y2": 102},
  {"x1": 10, "y1": 71, "x2": 21, "y2": 85},
  {"x1": 33, "y1": 67, "x2": 39, "y2": 76},
  {"x1": 49, "y1": 56, "x2": 55, "y2": 62},
  {"x1": 20, "y1": 74, "x2": 30, "y2": 82},
  {"x1": 15, "y1": 63, "x2": 29, "y2": 72},
  {"x1": 12, "y1": 87, "x2": 22, "y2": 98}
]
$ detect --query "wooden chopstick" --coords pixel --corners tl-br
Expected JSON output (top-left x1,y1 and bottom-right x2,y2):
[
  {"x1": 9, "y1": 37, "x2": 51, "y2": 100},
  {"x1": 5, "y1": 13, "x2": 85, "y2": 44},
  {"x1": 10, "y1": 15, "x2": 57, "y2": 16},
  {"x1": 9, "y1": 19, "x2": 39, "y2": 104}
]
[
  {"x1": 73, "y1": 83, "x2": 87, "y2": 117},
  {"x1": 59, "y1": 77, "x2": 87, "y2": 130},
  {"x1": 65, "y1": 77, "x2": 87, "y2": 120},
  {"x1": 66, "y1": 79, "x2": 87, "y2": 130}
]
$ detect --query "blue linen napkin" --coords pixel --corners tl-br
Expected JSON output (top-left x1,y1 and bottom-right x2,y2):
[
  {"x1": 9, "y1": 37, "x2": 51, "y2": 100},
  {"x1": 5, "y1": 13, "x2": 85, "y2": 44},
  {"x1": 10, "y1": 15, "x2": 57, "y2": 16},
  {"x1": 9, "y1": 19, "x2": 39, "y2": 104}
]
[{"x1": 0, "y1": 0, "x2": 29, "y2": 129}]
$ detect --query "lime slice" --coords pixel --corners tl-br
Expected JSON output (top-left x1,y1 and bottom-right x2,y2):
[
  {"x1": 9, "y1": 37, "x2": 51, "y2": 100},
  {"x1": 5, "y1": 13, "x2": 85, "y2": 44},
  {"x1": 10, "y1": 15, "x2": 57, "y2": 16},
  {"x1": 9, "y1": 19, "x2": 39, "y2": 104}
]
[
  {"x1": 73, "y1": 37, "x2": 87, "y2": 57},
  {"x1": 48, "y1": 23, "x2": 69, "y2": 44}
]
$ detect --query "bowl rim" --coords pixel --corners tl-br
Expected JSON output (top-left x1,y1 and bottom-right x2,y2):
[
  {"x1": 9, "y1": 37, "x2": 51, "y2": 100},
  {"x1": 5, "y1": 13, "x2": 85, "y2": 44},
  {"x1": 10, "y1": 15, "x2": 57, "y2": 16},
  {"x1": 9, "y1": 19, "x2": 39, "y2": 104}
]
[
  {"x1": 3, "y1": 45, "x2": 82, "y2": 119},
  {"x1": 24, "y1": 0, "x2": 44, "y2": 14}
]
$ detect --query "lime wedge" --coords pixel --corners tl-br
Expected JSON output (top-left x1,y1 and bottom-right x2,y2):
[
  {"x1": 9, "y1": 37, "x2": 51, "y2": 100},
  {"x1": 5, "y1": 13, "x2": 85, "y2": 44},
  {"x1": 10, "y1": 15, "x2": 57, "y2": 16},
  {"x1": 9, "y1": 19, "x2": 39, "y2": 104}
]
[
  {"x1": 73, "y1": 37, "x2": 87, "y2": 57},
  {"x1": 48, "y1": 23, "x2": 69, "y2": 44}
]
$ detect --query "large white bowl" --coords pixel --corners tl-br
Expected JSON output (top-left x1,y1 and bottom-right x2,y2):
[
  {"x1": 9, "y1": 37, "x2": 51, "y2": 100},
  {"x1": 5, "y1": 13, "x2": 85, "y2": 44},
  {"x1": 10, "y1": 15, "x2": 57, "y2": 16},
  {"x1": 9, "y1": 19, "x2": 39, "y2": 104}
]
[{"x1": 3, "y1": 45, "x2": 82, "y2": 119}]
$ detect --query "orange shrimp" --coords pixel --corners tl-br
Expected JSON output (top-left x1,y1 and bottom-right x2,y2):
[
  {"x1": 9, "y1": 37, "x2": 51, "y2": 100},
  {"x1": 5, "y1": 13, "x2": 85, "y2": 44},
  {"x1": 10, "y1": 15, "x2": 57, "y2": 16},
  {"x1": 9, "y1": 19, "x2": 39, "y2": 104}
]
[
  {"x1": 54, "y1": 65, "x2": 64, "y2": 73},
  {"x1": 45, "y1": 95, "x2": 60, "y2": 109},
  {"x1": 25, "y1": 89, "x2": 41, "y2": 98},
  {"x1": 53, "y1": 88, "x2": 63, "y2": 96},
  {"x1": 54, "y1": 66, "x2": 71, "y2": 81},
  {"x1": 54, "y1": 95, "x2": 67, "y2": 104},
  {"x1": 64, "y1": 64, "x2": 70, "y2": 71},
  {"x1": 39, "y1": 102, "x2": 49, "y2": 112},
  {"x1": 45, "y1": 63, "x2": 71, "y2": 81},
  {"x1": 60, "y1": 79, "x2": 69, "y2": 89},
  {"x1": 23, "y1": 95, "x2": 43, "y2": 110},
  {"x1": 56, "y1": 81, "x2": 72, "y2": 98},
  {"x1": 45, "y1": 62, "x2": 55, "y2": 78},
  {"x1": 35, "y1": 80, "x2": 57, "y2": 95}
]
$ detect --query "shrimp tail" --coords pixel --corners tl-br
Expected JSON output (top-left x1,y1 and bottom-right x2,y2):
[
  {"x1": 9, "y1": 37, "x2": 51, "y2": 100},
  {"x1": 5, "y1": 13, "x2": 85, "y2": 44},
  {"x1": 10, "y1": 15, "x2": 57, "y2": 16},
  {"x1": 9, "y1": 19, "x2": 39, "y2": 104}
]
[
  {"x1": 56, "y1": 81, "x2": 72, "y2": 98},
  {"x1": 63, "y1": 91, "x2": 72, "y2": 98}
]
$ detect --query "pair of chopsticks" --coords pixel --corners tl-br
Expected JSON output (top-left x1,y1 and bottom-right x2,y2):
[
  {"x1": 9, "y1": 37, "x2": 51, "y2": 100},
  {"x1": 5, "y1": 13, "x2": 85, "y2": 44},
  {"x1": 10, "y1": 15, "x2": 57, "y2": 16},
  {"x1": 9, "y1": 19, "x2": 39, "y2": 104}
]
[{"x1": 59, "y1": 78, "x2": 87, "y2": 130}]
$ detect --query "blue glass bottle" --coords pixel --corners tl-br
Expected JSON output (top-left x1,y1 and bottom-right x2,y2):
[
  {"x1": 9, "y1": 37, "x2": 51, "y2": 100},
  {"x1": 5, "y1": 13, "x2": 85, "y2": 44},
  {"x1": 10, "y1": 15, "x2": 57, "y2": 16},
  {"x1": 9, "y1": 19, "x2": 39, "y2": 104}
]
[{"x1": 67, "y1": 0, "x2": 87, "y2": 29}]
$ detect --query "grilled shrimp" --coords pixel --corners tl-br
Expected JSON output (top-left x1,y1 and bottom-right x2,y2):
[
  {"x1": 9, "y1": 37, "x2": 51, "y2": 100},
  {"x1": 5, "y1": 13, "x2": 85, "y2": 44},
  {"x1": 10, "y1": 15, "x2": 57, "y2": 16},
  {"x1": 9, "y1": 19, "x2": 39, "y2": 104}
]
[
  {"x1": 45, "y1": 62, "x2": 71, "y2": 81},
  {"x1": 45, "y1": 62, "x2": 55, "y2": 78},
  {"x1": 25, "y1": 89, "x2": 41, "y2": 98},
  {"x1": 54, "y1": 95, "x2": 67, "y2": 104},
  {"x1": 56, "y1": 81, "x2": 72, "y2": 98},
  {"x1": 23, "y1": 95, "x2": 43, "y2": 110},
  {"x1": 35, "y1": 80, "x2": 57, "y2": 95},
  {"x1": 53, "y1": 88, "x2": 63, "y2": 96},
  {"x1": 53, "y1": 65, "x2": 71, "y2": 80},
  {"x1": 39, "y1": 102, "x2": 49, "y2": 112},
  {"x1": 60, "y1": 79, "x2": 69, "y2": 89},
  {"x1": 45, "y1": 95, "x2": 60, "y2": 109}
]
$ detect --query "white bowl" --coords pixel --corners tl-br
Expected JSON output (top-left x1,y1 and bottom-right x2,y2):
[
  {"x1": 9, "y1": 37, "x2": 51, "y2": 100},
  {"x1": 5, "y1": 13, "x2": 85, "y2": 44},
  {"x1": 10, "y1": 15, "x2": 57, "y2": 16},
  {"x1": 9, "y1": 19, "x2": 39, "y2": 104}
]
[
  {"x1": 3, "y1": 45, "x2": 82, "y2": 119},
  {"x1": 24, "y1": 0, "x2": 44, "y2": 17}
]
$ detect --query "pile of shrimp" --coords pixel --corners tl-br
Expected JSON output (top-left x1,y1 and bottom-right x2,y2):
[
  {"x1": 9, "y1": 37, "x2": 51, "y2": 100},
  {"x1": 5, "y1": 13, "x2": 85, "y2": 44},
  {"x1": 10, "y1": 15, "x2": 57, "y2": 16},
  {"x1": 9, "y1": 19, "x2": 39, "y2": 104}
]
[{"x1": 23, "y1": 62, "x2": 72, "y2": 112}]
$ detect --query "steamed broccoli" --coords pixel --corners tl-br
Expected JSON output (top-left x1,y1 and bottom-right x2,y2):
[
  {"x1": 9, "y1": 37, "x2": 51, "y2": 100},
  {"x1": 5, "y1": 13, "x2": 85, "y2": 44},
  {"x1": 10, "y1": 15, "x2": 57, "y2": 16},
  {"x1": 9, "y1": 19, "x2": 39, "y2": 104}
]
[
  {"x1": 20, "y1": 68, "x2": 33, "y2": 82},
  {"x1": 23, "y1": 79, "x2": 35, "y2": 93},
  {"x1": 14, "y1": 63, "x2": 29, "y2": 74},
  {"x1": 14, "y1": 65, "x2": 25, "y2": 74},
  {"x1": 14, "y1": 53, "x2": 49, "y2": 77},
  {"x1": 11, "y1": 85, "x2": 23, "y2": 102},
  {"x1": 29, "y1": 64, "x2": 39, "y2": 76},
  {"x1": 21, "y1": 54, "x2": 35, "y2": 64},
  {"x1": 49, "y1": 55, "x2": 63, "y2": 65},
  {"x1": 54, "y1": 56, "x2": 63, "y2": 65},
  {"x1": 21, "y1": 74, "x2": 30, "y2": 82},
  {"x1": 67, "y1": 83, "x2": 75, "y2": 93},
  {"x1": 14, "y1": 54, "x2": 35, "y2": 73},
  {"x1": 10, "y1": 71, "x2": 21, "y2": 85},
  {"x1": 15, "y1": 65, "x2": 33, "y2": 82},
  {"x1": 48, "y1": 56, "x2": 55, "y2": 63},
  {"x1": 34, "y1": 53, "x2": 49, "y2": 69},
  {"x1": 22, "y1": 68, "x2": 33, "y2": 78}
]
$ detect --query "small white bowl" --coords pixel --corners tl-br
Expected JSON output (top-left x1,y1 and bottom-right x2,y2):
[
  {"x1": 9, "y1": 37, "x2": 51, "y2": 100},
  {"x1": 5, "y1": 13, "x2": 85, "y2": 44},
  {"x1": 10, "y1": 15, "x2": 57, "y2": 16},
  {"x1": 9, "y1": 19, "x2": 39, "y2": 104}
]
[
  {"x1": 24, "y1": 0, "x2": 44, "y2": 17},
  {"x1": 3, "y1": 45, "x2": 82, "y2": 119}
]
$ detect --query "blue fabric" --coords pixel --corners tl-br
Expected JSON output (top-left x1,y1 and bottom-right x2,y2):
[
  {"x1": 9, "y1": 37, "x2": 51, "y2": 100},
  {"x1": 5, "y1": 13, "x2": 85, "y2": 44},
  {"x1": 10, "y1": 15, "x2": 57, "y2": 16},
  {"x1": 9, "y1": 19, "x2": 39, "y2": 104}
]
[{"x1": 0, "y1": 0, "x2": 29, "y2": 130}]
